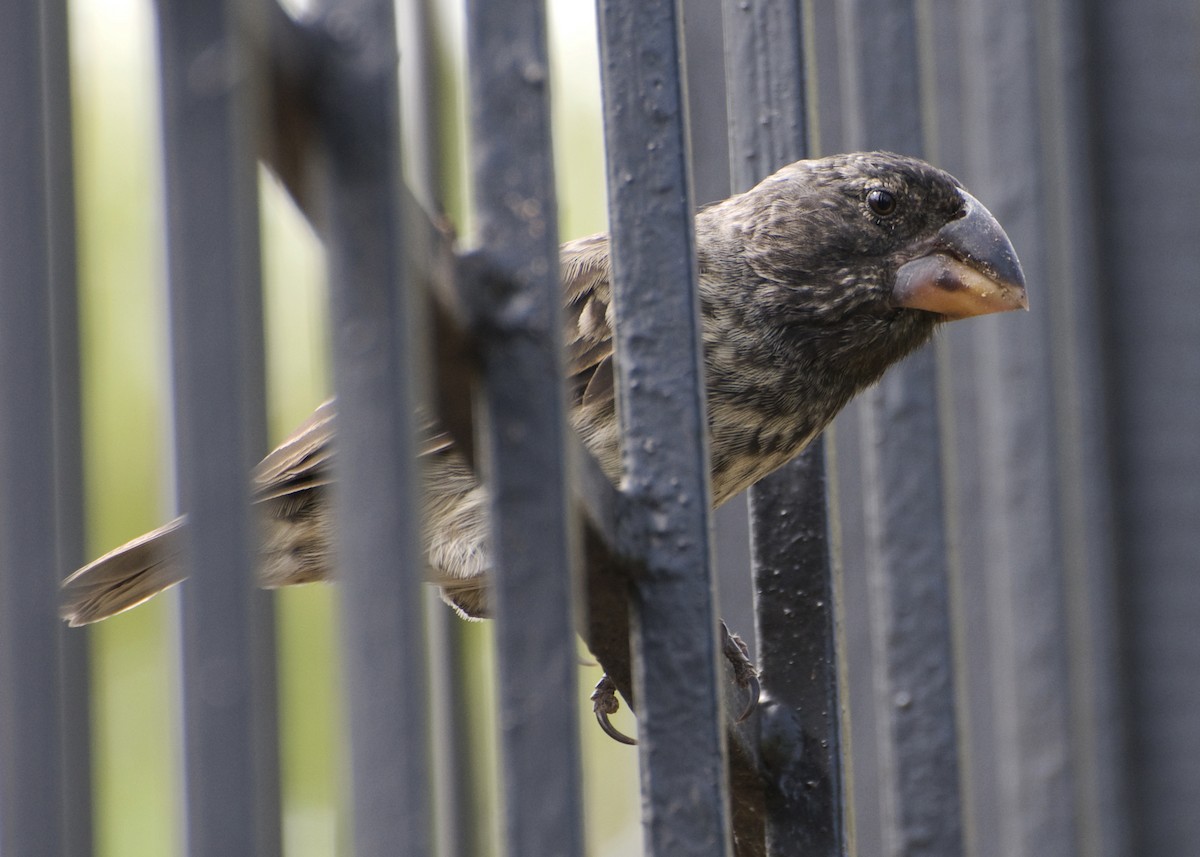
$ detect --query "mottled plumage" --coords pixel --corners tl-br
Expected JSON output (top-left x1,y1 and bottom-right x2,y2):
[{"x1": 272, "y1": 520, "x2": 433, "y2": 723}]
[{"x1": 61, "y1": 152, "x2": 1026, "y2": 626}]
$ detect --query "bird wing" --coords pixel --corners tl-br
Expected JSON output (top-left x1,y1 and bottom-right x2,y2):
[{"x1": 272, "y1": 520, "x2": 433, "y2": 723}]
[
  {"x1": 252, "y1": 399, "x2": 337, "y2": 501},
  {"x1": 250, "y1": 400, "x2": 456, "y2": 504},
  {"x1": 62, "y1": 234, "x2": 619, "y2": 626},
  {"x1": 560, "y1": 233, "x2": 616, "y2": 410},
  {"x1": 60, "y1": 518, "x2": 188, "y2": 626},
  {"x1": 247, "y1": 230, "x2": 614, "y2": 504},
  {"x1": 249, "y1": 231, "x2": 618, "y2": 506}
]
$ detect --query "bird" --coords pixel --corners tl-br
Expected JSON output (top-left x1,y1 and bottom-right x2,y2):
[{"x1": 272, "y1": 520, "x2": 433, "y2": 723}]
[{"x1": 61, "y1": 151, "x2": 1027, "y2": 627}]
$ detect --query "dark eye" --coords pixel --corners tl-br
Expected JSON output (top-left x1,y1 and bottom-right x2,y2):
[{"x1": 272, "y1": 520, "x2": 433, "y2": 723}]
[{"x1": 867, "y1": 188, "x2": 897, "y2": 217}]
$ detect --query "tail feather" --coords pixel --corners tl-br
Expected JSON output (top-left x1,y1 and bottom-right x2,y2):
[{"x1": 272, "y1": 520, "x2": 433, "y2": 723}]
[{"x1": 60, "y1": 518, "x2": 187, "y2": 626}]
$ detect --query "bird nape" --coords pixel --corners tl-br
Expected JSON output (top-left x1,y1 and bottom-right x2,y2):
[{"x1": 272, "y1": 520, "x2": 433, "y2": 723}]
[{"x1": 60, "y1": 151, "x2": 1026, "y2": 628}]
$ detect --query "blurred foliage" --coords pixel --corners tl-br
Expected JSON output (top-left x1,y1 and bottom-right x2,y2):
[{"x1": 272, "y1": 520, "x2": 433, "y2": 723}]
[{"x1": 68, "y1": 0, "x2": 639, "y2": 854}]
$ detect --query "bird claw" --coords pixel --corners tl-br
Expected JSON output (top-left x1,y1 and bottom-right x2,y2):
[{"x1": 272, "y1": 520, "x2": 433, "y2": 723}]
[
  {"x1": 588, "y1": 623, "x2": 759, "y2": 744},
  {"x1": 721, "y1": 621, "x2": 760, "y2": 723},
  {"x1": 591, "y1": 674, "x2": 637, "y2": 745}
]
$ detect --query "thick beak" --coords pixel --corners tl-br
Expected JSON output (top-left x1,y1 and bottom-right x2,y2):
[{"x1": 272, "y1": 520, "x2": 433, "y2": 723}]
[{"x1": 892, "y1": 190, "x2": 1029, "y2": 319}]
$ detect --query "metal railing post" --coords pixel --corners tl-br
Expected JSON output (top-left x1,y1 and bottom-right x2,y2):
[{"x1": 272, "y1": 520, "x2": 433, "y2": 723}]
[
  {"x1": 595, "y1": 0, "x2": 734, "y2": 854},
  {"x1": 154, "y1": 0, "x2": 280, "y2": 853},
  {"x1": 463, "y1": 0, "x2": 587, "y2": 852},
  {"x1": 0, "y1": 1, "x2": 69, "y2": 852}
]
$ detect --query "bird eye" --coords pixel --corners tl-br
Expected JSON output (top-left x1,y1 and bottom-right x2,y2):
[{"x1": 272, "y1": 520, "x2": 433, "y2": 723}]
[{"x1": 867, "y1": 188, "x2": 897, "y2": 217}]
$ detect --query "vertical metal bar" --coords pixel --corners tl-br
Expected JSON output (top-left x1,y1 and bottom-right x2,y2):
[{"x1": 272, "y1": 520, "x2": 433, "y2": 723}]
[
  {"x1": 933, "y1": 1, "x2": 1132, "y2": 855},
  {"x1": 837, "y1": 2, "x2": 966, "y2": 855},
  {"x1": 1036, "y1": 1, "x2": 1128, "y2": 849},
  {"x1": 722, "y1": 2, "x2": 850, "y2": 854},
  {"x1": 309, "y1": 0, "x2": 433, "y2": 853},
  {"x1": 0, "y1": 1, "x2": 66, "y2": 853},
  {"x1": 1038, "y1": 3, "x2": 1128, "y2": 855},
  {"x1": 803, "y1": 6, "x2": 881, "y2": 854},
  {"x1": 683, "y1": 0, "x2": 731, "y2": 207},
  {"x1": 595, "y1": 2, "x2": 733, "y2": 855},
  {"x1": 744, "y1": 448, "x2": 842, "y2": 855},
  {"x1": 42, "y1": 0, "x2": 95, "y2": 850},
  {"x1": 723, "y1": 0, "x2": 807, "y2": 185},
  {"x1": 805, "y1": 2, "x2": 844, "y2": 157},
  {"x1": 913, "y1": 3, "x2": 1002, "y2": 856},
  {"x1": 463, "y1": 0, "x2": 585, "y2": 854},
  {"x1": 154, "y1": 1, "x2": 278, "y2": 854},
  {"x1": 684, "y1": 0, "x2": 754, "y2": 689},
  {"x1": 393, "y1": 3, "x2": 476, "y2": 854},
  {"x1": 1084, "y1": 1, "x2": 1200, "y2": 855},
  {"x1": 957, "y1": 1, "x2": 1077, "y2": 855},
  {"x1": 424, "y1": 597, "x2": 478, "y2": 857}
]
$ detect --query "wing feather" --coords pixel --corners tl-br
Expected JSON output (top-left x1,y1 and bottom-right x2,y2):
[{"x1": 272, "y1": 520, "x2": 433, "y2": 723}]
[
  {"x1": 560, "y1": 233, "x2": 616, "y2": 411},
  {"x1": 251, "y1": 400, "x2": 457, "y2": 503}
]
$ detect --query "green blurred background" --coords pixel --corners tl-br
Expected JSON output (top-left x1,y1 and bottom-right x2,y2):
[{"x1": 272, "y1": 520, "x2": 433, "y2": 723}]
[{"x1": 68, "y1": 0, "x2": 640, "y2": 853}]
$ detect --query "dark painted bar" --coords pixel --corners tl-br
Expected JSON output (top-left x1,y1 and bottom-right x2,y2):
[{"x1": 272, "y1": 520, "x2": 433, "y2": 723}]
[
  {"x1": 464, "y1": 0, "x2": 586, "y2": 852},
  {"x1": 836, "y1": 1, "x2": 966, "y2": 854},
  {"x1": 722, "y1": 1, "x2": 850, "y2": 854},
  {"x1": 596, "y1": 0, "x2": 733, "y2": 854},
  {"x1": 1080, "y1": 0, "x2": 1196, "y2": 854},
  {"x1": 956, "y1": 0, "x2": 1078, "y2": 854},
  {"x1": 309, "y1": 0, "x2": 434, "y2": 853},
  {"x1": 154, "y1": 1, "x2": 279, "y2": 854},
  {"x1": 41, "y1": 0, "x2": 95, "y2": 851},
  {"x1": 0, "y1": 2, "x2": 67, "y2": 853}
]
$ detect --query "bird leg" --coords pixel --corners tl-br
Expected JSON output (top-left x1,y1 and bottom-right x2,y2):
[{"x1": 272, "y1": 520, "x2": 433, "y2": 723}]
[
  {"x1": 721, "y1": 620, "x2": 760, "y2": 723},
  {"x1": 591, "y1": 674, "x2": 637, "y2": 745},
  {"x1": 590, "y1": 621, "x2": 761, "y2": 745}
]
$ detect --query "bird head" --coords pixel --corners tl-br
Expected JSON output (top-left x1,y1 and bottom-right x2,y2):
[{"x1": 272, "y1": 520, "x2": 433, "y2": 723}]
[
  {"x1": 700, "y1": 152, "x2": 1027, "y2": 385},
  {"x1": 719, "y1": 151, "x2": 1027, "y2": 324}
]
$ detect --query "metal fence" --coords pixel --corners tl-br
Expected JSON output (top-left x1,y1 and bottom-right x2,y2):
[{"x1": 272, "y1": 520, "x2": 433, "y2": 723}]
[{"x1": 1, "y1": 0, "x2": 1197, "y2": 856}]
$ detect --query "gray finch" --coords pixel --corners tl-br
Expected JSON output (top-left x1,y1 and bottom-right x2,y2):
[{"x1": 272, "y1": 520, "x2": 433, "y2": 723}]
[{"x1": 61, "y1": 152, "x2": 1027, "y2": 626}]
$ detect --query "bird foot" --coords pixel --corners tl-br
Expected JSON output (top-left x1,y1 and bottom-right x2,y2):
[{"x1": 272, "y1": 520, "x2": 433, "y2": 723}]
[
  {"x1": 589, "y1": 622, "x2": 760, "y2": 745},
  {"x1": 721, "y1": 620, "x2": 760, "y2": 723},
  {"x1": 591, "y1": 674, "x2": 637, "y2": 745}
]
